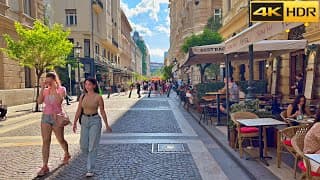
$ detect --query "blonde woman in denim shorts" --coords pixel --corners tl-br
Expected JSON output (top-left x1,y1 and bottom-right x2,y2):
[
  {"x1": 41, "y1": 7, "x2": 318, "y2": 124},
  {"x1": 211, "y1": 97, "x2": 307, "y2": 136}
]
[{"x1": 37, "y1": 72, "x2": 70, "y2": 176}]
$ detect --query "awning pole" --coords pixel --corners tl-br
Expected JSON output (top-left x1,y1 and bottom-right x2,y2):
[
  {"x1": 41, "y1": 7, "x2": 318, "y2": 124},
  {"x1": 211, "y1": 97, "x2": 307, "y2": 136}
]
[
  {"x1": 246, "y1": 0, "x2": 255, "y2": 100},
  {"x1": 226, "y1": 54, "x2": 230, "y2": 141}
]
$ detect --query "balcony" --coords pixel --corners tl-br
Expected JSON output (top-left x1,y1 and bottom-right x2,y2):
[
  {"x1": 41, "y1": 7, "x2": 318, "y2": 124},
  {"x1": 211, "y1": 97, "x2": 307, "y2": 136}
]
[{"x1": 92, "y1": 0, "x2": 103, "y2": 14}]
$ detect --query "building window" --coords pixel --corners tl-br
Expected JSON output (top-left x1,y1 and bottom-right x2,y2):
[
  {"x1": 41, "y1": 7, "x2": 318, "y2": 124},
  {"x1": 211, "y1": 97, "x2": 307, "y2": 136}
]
[
  {"x1": 258, "y1": 61, "x2": 266, "y2": 80},
  {"x1": 65, "y1": 9, "x2": 77, "y2": 26},
  {"x1": 108, "y1": 51, "x2": 110, "y2": 61},
  {"x1": 239, "y1": 64, "x2": 246, "y2": 81},
  {"x1": 214, "y1": 9, "x2": 222, "y2": 22},
  {"x1": 84, "y1": 39, "x2": 90, "y2": 58},
  {"x1": 95, "y1": 43, "x2": 100, "y2": 55},
  {"x1": 102, "y1": 49, "x2": 106, "y2": 58},
  {"x1": 24, "y1": 0, "x2": 31, "y2": 16}
]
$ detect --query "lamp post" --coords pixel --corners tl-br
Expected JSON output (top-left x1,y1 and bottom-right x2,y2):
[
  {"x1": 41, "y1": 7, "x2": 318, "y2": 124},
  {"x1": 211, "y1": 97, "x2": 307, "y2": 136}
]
[{"x1": 74, "y1": 42, "x2": 82, "y2": 101}]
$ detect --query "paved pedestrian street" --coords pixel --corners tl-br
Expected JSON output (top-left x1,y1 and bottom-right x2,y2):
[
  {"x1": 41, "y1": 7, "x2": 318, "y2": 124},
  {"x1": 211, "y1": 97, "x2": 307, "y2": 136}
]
[{"x1": 0, "y1": 94, "x2": 251, "y2": 180}]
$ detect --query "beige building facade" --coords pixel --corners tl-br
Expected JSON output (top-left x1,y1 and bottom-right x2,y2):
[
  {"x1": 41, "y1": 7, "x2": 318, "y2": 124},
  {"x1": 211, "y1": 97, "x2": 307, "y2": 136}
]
[
  {"x1": 168, "y1": 0, "x2": 222, "y2": 84},
  {"x1": 219, "y1": 0, "x2": 320, "y2": 100},
  {"x1": 51, "y1": 0, "x2": 123, "y2": 90},
  {"x1": 0, "y1": 0, "x2": 44, "y2": 106}
]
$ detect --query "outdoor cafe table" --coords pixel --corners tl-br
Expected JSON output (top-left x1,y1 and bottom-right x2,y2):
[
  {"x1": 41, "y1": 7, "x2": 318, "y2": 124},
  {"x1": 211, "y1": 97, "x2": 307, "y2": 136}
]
[
  {"x1": 305, "y1": 154, "x2": 320, "y2": 164},
  {"x1": 237, "y1": 118, "x2": 287, "y2": 166},
  {"x1": 286, "y1": 117, "x2": 315, "y2": 125},
  {"x1": 205, "y1": 92, "x2": 224, "y2": 126}
]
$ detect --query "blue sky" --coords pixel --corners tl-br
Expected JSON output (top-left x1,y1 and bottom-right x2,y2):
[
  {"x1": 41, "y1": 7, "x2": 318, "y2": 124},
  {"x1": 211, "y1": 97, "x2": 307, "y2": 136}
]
[{"x1": 121, "y1": 0, "x2": 170, "y2": 64}]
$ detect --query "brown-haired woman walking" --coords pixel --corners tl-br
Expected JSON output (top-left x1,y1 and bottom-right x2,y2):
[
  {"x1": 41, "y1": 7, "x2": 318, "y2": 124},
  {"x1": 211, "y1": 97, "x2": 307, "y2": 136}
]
[
  {"x1": 37, "y1": 72, "x2": 70, "y2": 176},
  {"x1": 73, "y1": 78, "x2": 112, "y2": 177}
]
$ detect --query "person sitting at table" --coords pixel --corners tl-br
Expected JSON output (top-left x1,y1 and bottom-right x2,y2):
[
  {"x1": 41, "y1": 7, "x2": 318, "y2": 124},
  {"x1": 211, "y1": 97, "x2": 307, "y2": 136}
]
[
  {"x1": 303, "y1": 122, "x2": 320, "y2": 174},
  {"x1": 287, "y1": 94, "x2": 312, "y2": 119},
  {"x1": 218, "y1": 77, "x2": 240, "y2": 113}
]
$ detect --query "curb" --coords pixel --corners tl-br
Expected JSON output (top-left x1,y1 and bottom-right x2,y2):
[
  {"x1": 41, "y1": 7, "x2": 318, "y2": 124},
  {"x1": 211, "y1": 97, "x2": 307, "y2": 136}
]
[{"x1": 187, "y1": 109, "x2": 279, "y2": 180}]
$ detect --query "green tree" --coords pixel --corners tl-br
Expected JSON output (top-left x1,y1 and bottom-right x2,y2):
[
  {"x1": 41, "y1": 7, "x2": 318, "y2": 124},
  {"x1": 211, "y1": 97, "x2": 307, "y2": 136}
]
[
  {"x1": 181, "y1": 29, "x2": 223, "y2": 83},
  {"x1": 1, "y1": 20, "x2": 73, "y2": 111},
  {"x1": 161, "y1": 65, "x2": 174, "y2": 80},
  {"x1": 136, "y1": 39, "x2": 147, "y2": 76}
]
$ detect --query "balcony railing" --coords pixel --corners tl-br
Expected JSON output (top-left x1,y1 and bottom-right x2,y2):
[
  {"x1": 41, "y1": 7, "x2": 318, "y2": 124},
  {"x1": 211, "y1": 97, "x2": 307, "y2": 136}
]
[{"x1": 92, "y1": 0, "x2": 103, "y2": 13}]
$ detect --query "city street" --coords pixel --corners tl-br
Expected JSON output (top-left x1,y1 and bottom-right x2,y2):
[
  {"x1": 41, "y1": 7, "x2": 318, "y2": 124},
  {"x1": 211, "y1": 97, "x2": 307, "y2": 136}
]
[{"x1": 0, "y1": 92, "x2": 251, "y2": 180}]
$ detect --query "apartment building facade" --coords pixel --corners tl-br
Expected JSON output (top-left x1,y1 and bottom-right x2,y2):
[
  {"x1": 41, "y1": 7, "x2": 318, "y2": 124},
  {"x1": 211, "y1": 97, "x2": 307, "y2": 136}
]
[
  {"x1": 168, "y1": 0, "x2": 222, "y2": 84},
  {"x1": 0, "y1": 0, "x2": 44, "y2": 106}
]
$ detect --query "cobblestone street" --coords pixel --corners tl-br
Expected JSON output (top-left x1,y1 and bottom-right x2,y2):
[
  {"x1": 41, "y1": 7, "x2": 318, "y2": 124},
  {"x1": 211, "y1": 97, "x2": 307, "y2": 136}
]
[{"x1": 0, "y1": 93, "x2": 251, "y2": 180}]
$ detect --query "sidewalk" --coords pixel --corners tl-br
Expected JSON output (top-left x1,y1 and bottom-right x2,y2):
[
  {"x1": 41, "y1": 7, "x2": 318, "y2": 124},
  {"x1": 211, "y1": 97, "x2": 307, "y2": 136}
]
[{"x1": 179, "y1": 97, "x2": 299, "y2": 180}]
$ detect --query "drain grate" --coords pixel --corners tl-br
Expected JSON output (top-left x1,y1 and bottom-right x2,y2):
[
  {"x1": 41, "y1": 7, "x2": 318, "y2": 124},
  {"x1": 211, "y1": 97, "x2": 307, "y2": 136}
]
[{"x1": 152, "y1": 143, "x2": 188, "y2": 153}]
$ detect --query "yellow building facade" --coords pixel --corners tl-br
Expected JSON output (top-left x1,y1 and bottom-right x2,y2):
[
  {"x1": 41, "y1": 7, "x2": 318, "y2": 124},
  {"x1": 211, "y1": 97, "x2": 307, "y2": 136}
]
[
  {"x1": 168, "y1": 0, "x2": 222, "y2": 84},
  {"x1": 219, "y1": 0, "x2": 320, "y2": 100}
]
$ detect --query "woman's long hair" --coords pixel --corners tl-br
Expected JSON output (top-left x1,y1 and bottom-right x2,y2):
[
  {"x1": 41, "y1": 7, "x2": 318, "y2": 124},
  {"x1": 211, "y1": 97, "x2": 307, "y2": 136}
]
[
  {"x1": 46, "y1": 72, "x2": 61, "y2": 87},
  {"x1": 84, "y1": 78, "x2": 99, "y2": 94},
  {"x1": 292, "y1": 94, "x2": 306, "y2": 114}
]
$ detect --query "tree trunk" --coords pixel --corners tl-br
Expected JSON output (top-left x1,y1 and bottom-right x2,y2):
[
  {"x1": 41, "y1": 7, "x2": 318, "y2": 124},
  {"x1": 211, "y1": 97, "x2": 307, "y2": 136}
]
[
  {"x1": 35, "y1": 69, "x2": 43, "y2": 112},
  {"x1": 35, "y1": 75, "x2": 41, "y2": 112}
]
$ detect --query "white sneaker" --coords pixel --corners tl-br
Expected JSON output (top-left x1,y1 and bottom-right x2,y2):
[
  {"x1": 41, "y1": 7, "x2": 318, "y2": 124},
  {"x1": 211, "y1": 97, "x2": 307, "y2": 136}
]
[{"x1": 86, "y1": 172, "x2": 94, "y2": 177}]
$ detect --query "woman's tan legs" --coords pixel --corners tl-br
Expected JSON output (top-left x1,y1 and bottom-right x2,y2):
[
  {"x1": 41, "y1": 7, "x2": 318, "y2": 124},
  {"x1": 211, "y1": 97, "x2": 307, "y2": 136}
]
[
  {"x1": 53, "y1": 126, "x2": 70, "y2": 157},
  {"x1": 41, "y1": 123, "x2": 53, "y2": 166}
]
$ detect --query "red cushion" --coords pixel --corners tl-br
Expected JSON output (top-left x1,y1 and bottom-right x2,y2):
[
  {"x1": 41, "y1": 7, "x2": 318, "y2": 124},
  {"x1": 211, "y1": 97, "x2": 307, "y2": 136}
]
[
  {"x1": 240, "y1": 127, "x2": 259, "y2": 133},
  {"x1": 283, "y1": 139, "x2": 292, "y2": 147},
  {"x1": 298, "y1": 161, "x2": 320, "y2": 177}
]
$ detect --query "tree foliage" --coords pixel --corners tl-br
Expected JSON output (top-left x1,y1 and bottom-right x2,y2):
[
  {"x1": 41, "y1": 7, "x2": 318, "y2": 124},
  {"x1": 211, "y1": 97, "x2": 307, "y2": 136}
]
[
  {"x1": 1, "y1": 20, "x2": 73, "y2": 111},
  {"x1": 160, "y1": 65, "x2": 174, "y2": 80},
  {"x1": 181, "y1": 28, "x2": 223, "y2": 53},
  {"x1": 136, "y1": 39, "x2": 148, "y2": 76}
]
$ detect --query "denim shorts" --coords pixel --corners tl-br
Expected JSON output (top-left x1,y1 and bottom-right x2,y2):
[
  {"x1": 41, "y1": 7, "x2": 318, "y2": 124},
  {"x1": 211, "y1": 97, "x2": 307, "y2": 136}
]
[{"x1": 41, "y1": 114, "x2": 56, "y2": 126}]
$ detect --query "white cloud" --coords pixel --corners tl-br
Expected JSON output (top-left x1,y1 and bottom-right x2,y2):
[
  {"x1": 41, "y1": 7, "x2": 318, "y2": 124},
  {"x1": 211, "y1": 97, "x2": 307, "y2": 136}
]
[
  {"x1": 150, "y1": 48, "x2": 167, "y2": 58},
  {"x1": 121, "y1": 0, "x2": 168, "y2": 22},
  {"x1": 156, "y1": 25, "x2": 170, "y2": 35},
  {"x1": 130, "y1": 21, "x2": 153, "y2": 37}
]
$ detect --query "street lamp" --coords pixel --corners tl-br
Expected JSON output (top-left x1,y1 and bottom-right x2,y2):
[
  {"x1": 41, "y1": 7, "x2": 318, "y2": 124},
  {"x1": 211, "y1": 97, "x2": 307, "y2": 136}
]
[
  {"x1": 74, "y1": 42, "x2": 82, "y2": 101},
  {"x1": 173, "y1": 58, "x2": 177, "y2": 65}
]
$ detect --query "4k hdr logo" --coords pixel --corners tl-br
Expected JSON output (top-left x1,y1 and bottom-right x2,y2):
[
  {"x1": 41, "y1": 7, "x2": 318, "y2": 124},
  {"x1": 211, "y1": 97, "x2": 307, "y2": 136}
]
[{"x1": 250, "y1": 1, "x2": 319, "y2": 22}]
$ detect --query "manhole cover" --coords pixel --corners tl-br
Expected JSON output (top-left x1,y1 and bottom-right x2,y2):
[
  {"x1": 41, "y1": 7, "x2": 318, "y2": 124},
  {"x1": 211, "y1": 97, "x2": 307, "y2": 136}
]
[{"x1": 152, "y1": 143, "x2": 187, "y2": 153}]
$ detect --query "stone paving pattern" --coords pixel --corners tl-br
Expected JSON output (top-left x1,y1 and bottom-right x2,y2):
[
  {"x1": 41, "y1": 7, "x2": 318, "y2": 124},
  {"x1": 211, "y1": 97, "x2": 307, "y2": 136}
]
[
  {"x1": 48, "y1": 144, "x2": 201, "y2": 180},
  {"x1": 110, "y1": 110, "x2": 181, "y2": 133}
]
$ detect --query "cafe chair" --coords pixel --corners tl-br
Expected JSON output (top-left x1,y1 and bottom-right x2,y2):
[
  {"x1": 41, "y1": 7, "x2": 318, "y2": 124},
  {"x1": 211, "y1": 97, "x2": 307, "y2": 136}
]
[
  {"x1": 280, "y1": 110, "x2": 293, "y2": 126},
  {"x1": 277, "y1": 125, "x2": 311, "y2": 178},
  {"x1": 291, "y1": 128, "x2": 320, "y2": 180},
  {"x1": 230, "y1": 112, "x2": 267, "y2": 158}
]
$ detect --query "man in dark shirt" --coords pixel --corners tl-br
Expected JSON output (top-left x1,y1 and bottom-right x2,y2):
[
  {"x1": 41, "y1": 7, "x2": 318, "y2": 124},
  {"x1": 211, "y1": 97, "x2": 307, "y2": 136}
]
[
  {"x1": 291, "y1": 73, "x2": 304, "y2": 95},
  {"x1": 136, "y1": 82, "x2": 141, "y2": 98}
]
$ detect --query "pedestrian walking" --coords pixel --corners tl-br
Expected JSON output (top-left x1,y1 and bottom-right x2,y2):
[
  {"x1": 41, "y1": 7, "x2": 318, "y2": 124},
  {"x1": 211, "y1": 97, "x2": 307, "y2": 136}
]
[
  {"x1": 128, "y1": 83, "x2": 134, "y2": 98},
  {"x1": 0, "y1": 100, "x2": 7, "y2": 121},
  {"x1": 37, "y1": 72, "x2": 70, "y2": 177},
  {"x1": 148, "y1": 81, "x2": 153, "y2": 98},
  {"x1": 73, "y1": 78, "x2": 112, "y2": 177},
  {"x1": 167, "y1": 81, "x2": 172, "y2": 98},
  {"x1": 136, "y1": 82, "x2": 141, "y2": 98}
]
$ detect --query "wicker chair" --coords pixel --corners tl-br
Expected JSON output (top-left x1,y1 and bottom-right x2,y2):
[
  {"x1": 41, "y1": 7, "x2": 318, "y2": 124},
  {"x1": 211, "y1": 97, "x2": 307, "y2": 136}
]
[
  {"x1": 291, "y1": 127, "x2": 320, "y2": 180},
  {"x1": 280, "y1": 110, "x2": 293, "y2": 126},
  {"x1": 230, "y1": 112, "x2": 267, "y2": 158},
  {"x1": 277, "y1": 125, "x2": 311, "y2": 178}
]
